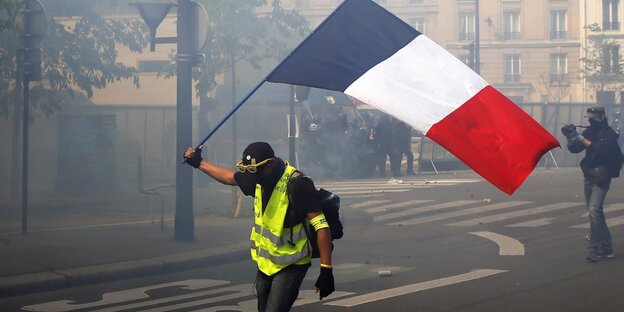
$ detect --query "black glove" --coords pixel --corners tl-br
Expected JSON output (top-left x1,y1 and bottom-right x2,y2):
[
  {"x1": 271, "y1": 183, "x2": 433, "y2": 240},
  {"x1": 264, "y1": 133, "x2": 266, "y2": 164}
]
[
  {"x1": 315, "y1": 266, "x2": 335, "y2": 300},
  {"x1": 185, "y1": 147, "x2": 203, "y2": 169},
  {"x1": 560, "y1": 124, "x2": 581, "y2": 141}
]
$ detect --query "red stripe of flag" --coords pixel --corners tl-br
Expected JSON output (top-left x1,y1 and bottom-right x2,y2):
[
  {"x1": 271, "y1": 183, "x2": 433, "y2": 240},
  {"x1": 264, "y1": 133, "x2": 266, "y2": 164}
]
[{"x1": 426, "y1": 86, "x2": 561, "y2": 194}]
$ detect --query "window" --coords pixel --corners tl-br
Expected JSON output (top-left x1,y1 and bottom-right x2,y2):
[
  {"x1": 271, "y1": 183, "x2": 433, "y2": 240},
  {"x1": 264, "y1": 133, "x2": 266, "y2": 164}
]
[
  {"x1": 503, "y1": 11, "x2": 521, "y2": 40},
  {"x1": 459, "y1": 13, "x2": 475, "y2": 41},
  {"x1": 550, "y1": 10, "x2": 567, "y2": 39},
  {"x1": 603, "y1": 0, "x2": 620, "y2": 30},
  {"x1": 550, "y1": 53, "x2": 568, "y2": 83},
  {"x1": 504, "y1": 54, "x2": 521, "y2": 82},
  {"x1": 604, "y1": 44, "x2": 621, "y2": 74},
  {"x1": 409, "y1": 17, "x2": 426, "y2": 33},
  {"x1": 138, "y1": 60, "x2": 169, "y2": 73}
]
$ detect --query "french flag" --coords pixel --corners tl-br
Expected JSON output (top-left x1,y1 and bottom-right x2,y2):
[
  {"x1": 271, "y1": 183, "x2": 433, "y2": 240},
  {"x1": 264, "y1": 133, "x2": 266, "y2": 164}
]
[{"x1": 266, "y1": 0, "x2": 559, "y2": 194}]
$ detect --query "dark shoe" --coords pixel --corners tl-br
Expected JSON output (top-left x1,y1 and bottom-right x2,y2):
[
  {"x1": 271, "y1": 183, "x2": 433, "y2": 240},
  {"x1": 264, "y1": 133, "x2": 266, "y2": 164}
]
[
  {"x1": 586, "y1": 255, "x2": 598, "y2": 263},
  {"x1": 406, "y1": 171, "x2": 416, "y2": 175}
]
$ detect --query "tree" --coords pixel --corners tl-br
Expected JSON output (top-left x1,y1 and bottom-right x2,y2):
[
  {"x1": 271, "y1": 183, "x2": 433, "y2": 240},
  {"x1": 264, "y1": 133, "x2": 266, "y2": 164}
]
[
  {"x1": 0, "y1": 0, "x2": 150, "y2": 118},
  {"x1": 534, "y1": 72, "x2": 569, "y2": 104},
  {"x1": 579, "y1": 23, "x2": 624, "y2": 93},
  {"x1": 158, "y1": 0, "x2": 309, "y2": 102}
]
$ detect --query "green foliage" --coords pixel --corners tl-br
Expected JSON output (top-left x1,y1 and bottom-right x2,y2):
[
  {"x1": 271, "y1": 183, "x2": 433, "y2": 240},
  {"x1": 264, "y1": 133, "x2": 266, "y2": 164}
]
[
  {"x1": 0, "y1": 0, "x2": 149, "y2": 119},
  {"x1": 579, "y1": 23, "x2": 624, "y2": 92},
  {"x1": 159, "y1": 0, "x2": 309, "y2": 101}
]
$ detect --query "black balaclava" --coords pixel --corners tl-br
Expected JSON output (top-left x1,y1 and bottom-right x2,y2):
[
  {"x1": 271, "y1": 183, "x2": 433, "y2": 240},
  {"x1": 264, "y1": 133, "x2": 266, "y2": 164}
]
[
  {"x1": 588, "y1": 116, "x2": 608, "y2": 128},
  {"x1": 238, "y1": 142, "x2": 280, "y2": 196}
]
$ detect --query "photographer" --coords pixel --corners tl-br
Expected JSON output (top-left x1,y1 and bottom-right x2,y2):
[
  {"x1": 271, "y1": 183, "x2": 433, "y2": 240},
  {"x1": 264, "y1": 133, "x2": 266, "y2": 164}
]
[{"x1": 561, "y1": 105, "x2": 623, "y2": 263}]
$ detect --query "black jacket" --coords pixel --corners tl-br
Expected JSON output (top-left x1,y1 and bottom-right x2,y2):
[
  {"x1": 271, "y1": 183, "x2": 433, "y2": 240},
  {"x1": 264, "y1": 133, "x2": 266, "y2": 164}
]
[{"x1": 567, "y1": 120, "x2": 623, "y2": 178}]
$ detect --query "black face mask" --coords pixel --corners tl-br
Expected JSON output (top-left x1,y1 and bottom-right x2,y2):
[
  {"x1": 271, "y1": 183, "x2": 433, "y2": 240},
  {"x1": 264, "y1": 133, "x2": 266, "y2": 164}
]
[
  {"x1": 237, "y1": 172, "x2": 259, "y2": 196},
  {"x1": 588, "y1": 117, "x2": 607, "y2": 127}
]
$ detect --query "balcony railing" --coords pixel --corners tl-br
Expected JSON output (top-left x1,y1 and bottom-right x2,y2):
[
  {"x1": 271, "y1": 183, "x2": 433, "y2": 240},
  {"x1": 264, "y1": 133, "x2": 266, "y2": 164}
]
[
  {"x1": 550, "y1": 31, "x2": 567, "y2": 39},
  {"x1": 603, "y1": 21, "x2": 621, "y2": 31},
  {"x1": 459, "y1": 32, "x2": 475, "y2": 41},
  {"x1": 504, "y1": 73, "x2": 520, "y2": 82},
  {"x1": 503, "y1": 32, "x2": 521, "y2": 40},
  {"x1": 550, "y1": 73, "x2": 568, "y2": 84}
]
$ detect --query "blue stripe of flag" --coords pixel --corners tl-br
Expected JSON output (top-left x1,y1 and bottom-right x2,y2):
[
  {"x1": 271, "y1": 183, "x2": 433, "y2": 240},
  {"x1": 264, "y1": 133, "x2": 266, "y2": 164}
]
[{"x1": 266, "y1": 0, "x2": 420, "y2": 92}]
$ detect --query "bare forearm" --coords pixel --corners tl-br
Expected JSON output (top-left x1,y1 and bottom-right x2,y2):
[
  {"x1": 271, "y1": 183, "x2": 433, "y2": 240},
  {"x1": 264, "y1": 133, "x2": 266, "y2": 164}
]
[
  {"x1": 198, "y1": 161, "x2": 237, "y2": 186},
  {"x1": 316, "y1": 228, "x2": 332, "y2": 266}
]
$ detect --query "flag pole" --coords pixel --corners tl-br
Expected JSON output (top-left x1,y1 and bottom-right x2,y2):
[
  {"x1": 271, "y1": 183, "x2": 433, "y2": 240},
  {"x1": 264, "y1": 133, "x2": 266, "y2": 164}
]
[
  {"x1": 193, "y1": 79, "x2": 267, "y2": 149},
  {"x1": 188, "y1": 0, "x2": 352, "y2": 155}
]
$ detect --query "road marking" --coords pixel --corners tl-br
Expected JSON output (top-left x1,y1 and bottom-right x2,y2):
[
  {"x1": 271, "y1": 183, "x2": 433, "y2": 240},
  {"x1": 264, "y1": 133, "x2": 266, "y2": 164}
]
[
  {"x1": 325, "y1": 269, "x2": 507, "y2": 307},
  {"x1": 373, "y1": 200, "x2": 480, "y2": 222},
  {"x1": 366, "y1": 199, "x2": 435, "y2": 213},
  {"x1": 340, "y1": 194, "x2": 387, "y2": 199},
  {"x1": 571, "y1": 215, "x2": 624, "y2": 229},
  {"x1": 469, "y1": 231, "x2": 525, "y2": 256},
  {"x1": 21, "y1": 279, "x2": 230, "y2": 312},
  {"x1": 388, "y1": 201, "x2": 531, "y2": 226},
  {"x1": 447, "y1": 202, "x2": 581, "y2": 226},
  {"x1": 581, "y1": 203, "x2": 624, "y2": 217},
  {"x1": 506, "y1": 217, "x2": 556, "y2": 228},
  {"x1": 349, "y1": 200, "x2": 391, "y2": 209},
  {"x1": 336, "y1": 189, "x2": 413, "y2": 195}
]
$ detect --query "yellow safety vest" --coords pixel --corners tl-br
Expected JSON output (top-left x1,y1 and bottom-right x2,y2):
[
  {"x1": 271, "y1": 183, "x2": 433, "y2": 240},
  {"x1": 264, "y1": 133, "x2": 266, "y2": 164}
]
[{"x1": 250, "y1": 164, "x2": 311, "y2": 276}]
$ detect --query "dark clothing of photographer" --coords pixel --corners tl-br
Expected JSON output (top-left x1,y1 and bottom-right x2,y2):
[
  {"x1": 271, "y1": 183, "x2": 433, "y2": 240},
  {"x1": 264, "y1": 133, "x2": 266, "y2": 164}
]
[{"x1": 562, "y1": 105, "x2": 623, "y2": 263}]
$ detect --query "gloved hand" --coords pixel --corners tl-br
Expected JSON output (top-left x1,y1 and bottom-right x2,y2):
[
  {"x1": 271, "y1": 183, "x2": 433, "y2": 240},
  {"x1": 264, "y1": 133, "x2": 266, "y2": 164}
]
[
  {"x1": 315, "y1": 266, "x2": 335, "y2": 300},
  {"x1": 184, "y1": 147, "x2": 203, "y2": 169},
  {"x1": 560, "y1": 124, "x2": 581, "y2": 141}
]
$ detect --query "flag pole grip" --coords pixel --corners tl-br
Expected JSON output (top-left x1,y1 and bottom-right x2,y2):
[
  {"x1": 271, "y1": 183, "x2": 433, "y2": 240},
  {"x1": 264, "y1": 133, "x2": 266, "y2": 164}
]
[{"x1": 182, "y1": 79, "x2": 267, "y2": 164}]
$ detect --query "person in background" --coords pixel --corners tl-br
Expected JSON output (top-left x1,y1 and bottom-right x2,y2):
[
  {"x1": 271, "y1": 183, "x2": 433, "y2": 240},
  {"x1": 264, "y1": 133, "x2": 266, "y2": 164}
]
[
  {"x1": 184, "y1": 142, "x2": 335, "y2": 311},
  {"x1": 562, "y1": 105, "x2": 623, "y2": 263}
]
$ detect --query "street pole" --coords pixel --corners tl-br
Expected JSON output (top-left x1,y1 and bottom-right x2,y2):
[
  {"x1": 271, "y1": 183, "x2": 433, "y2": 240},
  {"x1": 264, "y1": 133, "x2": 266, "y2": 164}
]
[
  {"x1": 474, "y1": 0, "x2": 481, "y2": 75},
  {"x1": 174, "y1": 0, "x2": 195, "y2": 241},
  {"x1": 21, "y1": 63, "x2": 29, "y2": 235},
  {"x1": 289, "y1": 85, "x2": 296, "y2": 165},
  {"x1": 230, "y1": 48, "x2": 238, "y2": 212}
]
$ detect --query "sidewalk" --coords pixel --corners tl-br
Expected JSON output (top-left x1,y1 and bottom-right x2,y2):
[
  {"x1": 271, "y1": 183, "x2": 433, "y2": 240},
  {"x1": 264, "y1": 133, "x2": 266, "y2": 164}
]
[{"x1": 0, "y1": 184, "x2": 254, "y2": 298}]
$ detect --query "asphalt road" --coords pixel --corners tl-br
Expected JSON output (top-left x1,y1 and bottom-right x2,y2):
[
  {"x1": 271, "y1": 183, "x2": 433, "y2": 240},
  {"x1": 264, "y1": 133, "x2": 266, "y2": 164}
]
[{"x1": 3, "y1": 168, "x2": 624, "y2": 311}]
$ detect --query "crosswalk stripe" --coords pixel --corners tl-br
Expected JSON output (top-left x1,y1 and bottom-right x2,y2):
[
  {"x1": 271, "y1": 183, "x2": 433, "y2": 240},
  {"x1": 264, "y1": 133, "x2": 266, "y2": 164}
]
[
  {"x1": 447, "y1": 202, "x2": 581, "y2": 226},
  {"x1": 327, "y1": 185, "x2": 429, "y2": 191},
  {"x1": 350, "y1": 200, "x2": 392, "y2": 209},
  {"x1": 373, "y1": 200, "x2": 480, "y2": 222},
  {"x1": 387, "y1": 201, "x2": 531, "y2": 226},
  {"x1": 581, "y1": 203, "x2": 624, "y2": 218},
  {"x1": 505, "y1": 217, "x2": 556, "y2": 228},
  {"x1": 337, "y1": 189, "x2": 414, "y2": 195},
  {"x1": 366, "y1": 199, "x2": 435, "y2": 214},
  {"x1": 340, "y1": 194, "x2": 387, "y2": 199},
  {"x1": 571, "y1": 215, "x2": 624, "y2": 229}
]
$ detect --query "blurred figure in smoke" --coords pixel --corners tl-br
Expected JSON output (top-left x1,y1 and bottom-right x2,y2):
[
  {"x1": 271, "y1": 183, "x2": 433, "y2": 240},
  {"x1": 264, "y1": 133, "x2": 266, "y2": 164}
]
[
  {"x1": 373, "y1": 114, "x2": 393, "y2": 177},
  {"x1": 183, "y1": 142, "x2": 335, "y2": 310},
  {"x1": 300, "y1": 113, "x2": 324, "y2": 178},
  {"x1": 393, "y1": 120, "x2": 416, "y2": 176}
]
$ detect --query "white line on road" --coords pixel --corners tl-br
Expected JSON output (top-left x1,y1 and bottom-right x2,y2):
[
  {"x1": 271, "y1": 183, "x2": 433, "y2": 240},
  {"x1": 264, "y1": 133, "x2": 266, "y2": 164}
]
[
  {"x1": 373, "y1": 200, "x2": 480, "y2": 222},
  {"x1": 447, "y1": 202, "x2": 581, "y2": 226},
  {"x1": 581, "y1": 203, "x2": 624, "y2": 218},
  {"x1": 571, "y1": 215, "x2": 624, "y2": 229},
  {"x1": 349, "y1": 200, "x2": 392, "y2": 209},
  {"x1": 324, "y1": 269, "x2": 507, "y2": 307},
  {"x1": 506, "y1": 217, "x2": 556, "y2": 228},
  {"x1": 469, "y1": 231, "x2": 525, "y2": 256},
  {"x1": 366, "y1": 199, "x2": 435, "y2": 214},
  {"x1": 336, "y1": 189, "x2": 413, "y2": 195},
  {"x1": 388, "y1": 201, "x2": 531, "y2": 226}
]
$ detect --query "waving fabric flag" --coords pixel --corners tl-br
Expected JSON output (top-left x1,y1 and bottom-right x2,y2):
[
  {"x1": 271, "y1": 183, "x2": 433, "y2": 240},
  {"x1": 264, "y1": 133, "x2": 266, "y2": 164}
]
[{"x1": 266, "y1": 0, "x2": 559, "y2": 194}]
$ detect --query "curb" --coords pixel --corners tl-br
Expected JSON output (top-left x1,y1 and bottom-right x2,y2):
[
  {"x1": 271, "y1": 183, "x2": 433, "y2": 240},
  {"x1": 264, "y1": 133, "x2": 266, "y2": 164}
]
[{"x1": 0, "y1": 241, "x2": 249, "y2": 298}]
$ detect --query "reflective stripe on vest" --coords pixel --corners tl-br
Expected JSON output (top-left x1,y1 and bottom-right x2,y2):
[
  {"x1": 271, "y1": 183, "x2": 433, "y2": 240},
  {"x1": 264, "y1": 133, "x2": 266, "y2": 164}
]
[{"x1": 250, "y1": 163, "x2": 310, "y2": 276}]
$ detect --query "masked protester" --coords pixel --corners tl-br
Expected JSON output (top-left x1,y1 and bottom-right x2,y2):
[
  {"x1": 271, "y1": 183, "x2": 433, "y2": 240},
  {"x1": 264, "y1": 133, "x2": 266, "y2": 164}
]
[
  {"x1": 183, "y1": 142, "x2": 335, "y2": 311},
  {"x1": 561, "y1": 105, "x2": 623, "y2": 263}
]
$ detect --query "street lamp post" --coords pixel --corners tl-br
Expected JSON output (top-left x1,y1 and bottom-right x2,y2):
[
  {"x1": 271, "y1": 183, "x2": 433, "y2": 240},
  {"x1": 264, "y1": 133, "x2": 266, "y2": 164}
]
[{"x1": 133, "y1": 0, "x2": 209, "y2": 241}]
